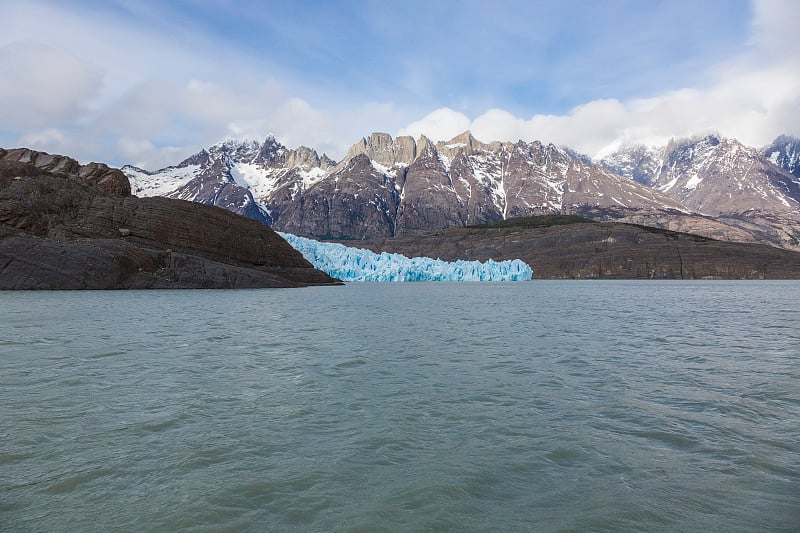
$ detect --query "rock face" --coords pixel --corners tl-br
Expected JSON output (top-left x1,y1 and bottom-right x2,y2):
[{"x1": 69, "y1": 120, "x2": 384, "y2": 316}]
[
  {"x1": 577, "y1": 206, "x2": 800, "y2": 252},
  {"x1": 274, "y1": 154, "x2": 400, "y2": 239},
  {"x1": 351, "y1": 216, "x2": 800, "y2": 280},
  {"x1": 345, "y1": 133, "x2": 417, "y2": 166},
  {"x1": 0, "y1": 150, "x2": 340, "y2": 289},
  {"x1": 0, "y1": 147, "x2": 131, "y2": 196}
]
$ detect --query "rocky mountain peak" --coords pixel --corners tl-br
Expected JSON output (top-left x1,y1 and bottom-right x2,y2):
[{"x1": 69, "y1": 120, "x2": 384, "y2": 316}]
[
  {"x1": 257, "y1": 135, "x2": 287, "y2": 162},
  {"x1": 415, "y1": 135, "x2": 437, "y2": 157},
  {"x1": 285, "y1": 145, "x2": 327, "y2": 170},
  {"x1": 319, "y1": 154, "x2": 337, "y2": 169},
  {"x1": 663, "y1": 133, "x2": 729, "y2": 162},
  {"x1": 206, "y1": 139, "x2": 262, "y2": 163},
  {"x1": 178, "y1": 148, "x2": 211, "y2": 168},
  {"x1": 345, "y1": 132, "x2": 416, "y2": 167},
  {"x1": 602, "y1": 133, "x2": 800, "y2": 220},
  {"x1": 436, "y1": 131, "x2": 490, "y2": 158},
  {"x1": 600, "y1": 144, "x2": 664, "y2": 185},
  {"x1": 121, "y1": 130, "x2": 800, "y2": 252}
]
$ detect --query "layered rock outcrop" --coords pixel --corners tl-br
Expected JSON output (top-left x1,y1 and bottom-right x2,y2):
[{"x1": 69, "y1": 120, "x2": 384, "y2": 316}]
[
  {"x1": 346, "y1": 132, "x2": 417, "y2": 166},
  {"x1": 0, "y1": 147, "x2": 131, "y2": 196},
  {"x1": 0, "y1": 150, "x2": 340, "y2": 289}
]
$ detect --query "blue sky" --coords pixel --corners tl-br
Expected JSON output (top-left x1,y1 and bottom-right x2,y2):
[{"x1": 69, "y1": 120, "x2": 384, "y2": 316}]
[{"x1": 1, "y1": 0, "x2": 797, "y2": 168}]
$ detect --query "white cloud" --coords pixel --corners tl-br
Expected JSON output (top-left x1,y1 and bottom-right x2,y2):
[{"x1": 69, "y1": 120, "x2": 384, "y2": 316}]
[
  {"x1": 2, "y1": 0, "x2": 799, "y2": 170},
  {"x1": 397, "y1": 108, "x2": 472, "y2": 142},
  {"x1": 0, "y1": 43, "x2": 103, "y2": 128},
  {"x1": 397, "y1": 0, "x2": 800, "y2": 157},
  {"x1": 750, "y1": 0, "x2": 800, "y2": 53},
  {"x1": 116, "y1": 138, "x2": 155, "y2": 160},
  {"x1": 116, "y1": 137, "x2": 197, "y2": 171},
  {"x1": 18, "y1": 128, "x2": 70, "y2": 151},
  {"x1": 0, "y1": 2, "x2": 416, "y2": 167}
]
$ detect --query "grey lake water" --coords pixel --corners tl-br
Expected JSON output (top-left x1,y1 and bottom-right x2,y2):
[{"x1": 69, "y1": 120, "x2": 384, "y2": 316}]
[{"x1": 1, "y1": 281, "x2": 799, "y2": 532}]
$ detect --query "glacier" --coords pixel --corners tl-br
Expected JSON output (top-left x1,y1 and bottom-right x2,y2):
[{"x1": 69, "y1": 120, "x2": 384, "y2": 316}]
[{"x1": 278, "y1": 233, "x2": 532, "y2": 282}]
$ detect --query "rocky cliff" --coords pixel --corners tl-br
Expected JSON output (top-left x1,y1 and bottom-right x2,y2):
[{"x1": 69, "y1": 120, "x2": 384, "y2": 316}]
[
  {"x1": 0, "y1": 147, "x2": 131, "y2": 196},
  {"x1": 0, "y1": 149, "x2": 340, "y2": 289}
]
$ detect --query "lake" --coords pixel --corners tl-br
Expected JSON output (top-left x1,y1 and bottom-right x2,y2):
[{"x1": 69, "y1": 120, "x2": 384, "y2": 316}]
[{"x1": 2, "y1": 281, "x2": 799, "y2": 531}]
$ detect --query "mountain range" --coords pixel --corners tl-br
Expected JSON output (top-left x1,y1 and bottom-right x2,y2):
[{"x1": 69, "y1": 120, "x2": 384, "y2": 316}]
[{"x1": 125, "y1": 131, "x2": 800, "y2": 251}]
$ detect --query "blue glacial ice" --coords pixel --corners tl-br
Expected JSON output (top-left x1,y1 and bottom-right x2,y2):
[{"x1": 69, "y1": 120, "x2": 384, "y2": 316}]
[{"x1": 278, "y1": 232, "x2": 532, "y2": 282}]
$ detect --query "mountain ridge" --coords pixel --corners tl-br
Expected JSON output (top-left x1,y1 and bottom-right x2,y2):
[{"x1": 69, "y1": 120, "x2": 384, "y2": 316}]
[
  {"x1": 126, "y1": 131, "x2": 690, "y2": 238},
  {"x1": 123, "y1": 130, "x2": 800, "y2": 250},
  {"x1": 599, "y1": 133, "x2": 800, "y2": 250}
]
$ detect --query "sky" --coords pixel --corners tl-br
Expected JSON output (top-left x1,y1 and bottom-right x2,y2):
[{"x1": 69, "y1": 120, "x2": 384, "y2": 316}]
[{"x1": 1, "y1": 0, "x2": 798, "y2": 169}]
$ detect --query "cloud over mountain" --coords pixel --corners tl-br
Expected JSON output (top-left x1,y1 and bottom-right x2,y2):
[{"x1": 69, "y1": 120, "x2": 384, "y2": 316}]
[{"x1": 1, "y1": 0, "x2": 797, "y2": 167}]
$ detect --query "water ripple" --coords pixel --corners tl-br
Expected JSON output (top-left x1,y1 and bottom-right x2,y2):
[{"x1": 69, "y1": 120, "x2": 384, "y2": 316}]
[{"x1": 1, "y1": 282, "x2": 799, "y2": 531}]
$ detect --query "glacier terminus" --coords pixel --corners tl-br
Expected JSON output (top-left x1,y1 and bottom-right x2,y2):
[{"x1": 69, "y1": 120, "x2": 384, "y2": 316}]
[{"x1": 279, "y1": 233, "x2": 532, "y2": 282}]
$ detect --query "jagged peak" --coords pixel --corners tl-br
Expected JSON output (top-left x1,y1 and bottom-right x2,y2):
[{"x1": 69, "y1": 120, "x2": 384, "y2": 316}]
[
  {"x1": 211, "y1": 137, "x2": 261, "y2": 150},
  {"x1": 416, "y1": 135, "x2": 437, "y2": 156},
  {"x1": 285, "y1": 145, "x2": 327, "y2": 170},
  {"x1": 436, "y1": 131, "x2": 491, "y2": 157},
  {"x1": 344, "y1": 132, "x2": 416, "y2": 167},
  {"x1": 445, "y1": 130, "x2": 477, "y2": 145},
  {"x1": 561, "y1": 146, "x2": 594, "y2": 166},
  {"x1": 319, "y1": 154, "x2": 336, "y2": 169},
  {"x1": 366, "y1": 132, "x2": 395, "y2": 144},
  {"x1": 664, "y1": 131, "x2": 730, "y2": 152}
]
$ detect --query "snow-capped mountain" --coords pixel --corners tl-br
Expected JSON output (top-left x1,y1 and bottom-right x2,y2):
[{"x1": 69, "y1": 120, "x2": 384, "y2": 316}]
[
  {"x1": 125, "y1": 131, "x2": 688, "y2": 240},
  {"x1": 602, "y1": 134, "x2": 800, "y2": 216},
  {"x1": 124, "y1": 135, "x2": 335, "y2": 226},
  {"x1": 124, "y1": 130, "x2": 800, "y2": 250},
  {"x1": 763, "y1": 134, "x2": 800, "y2": 179},
  {"x1": 600, "y1": 134, "x2": 800, "y2": 251},
  {"x1": 600, "y1": 144, "x2": 665, "y2": 186}
]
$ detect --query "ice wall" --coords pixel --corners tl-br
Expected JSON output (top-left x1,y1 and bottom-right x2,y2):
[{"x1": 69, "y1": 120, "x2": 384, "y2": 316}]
[{"x1": 279, "y1": 233, "x2": 532, "y2": 282}]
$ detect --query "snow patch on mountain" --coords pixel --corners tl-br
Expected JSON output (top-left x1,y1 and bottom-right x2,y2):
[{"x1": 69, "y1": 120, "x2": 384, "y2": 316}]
[
  {"x1": 229, "y1": 161, "x2": 284, "y2": 199},
  {"x1": 684, "y1": 173, "x2": 702, "y2": 190},
  {"x1": 299, "y1": 167, "x2": 327, "y2": 188},
  {"x1": 125, "y1": 164, "x2": 199, "y2": 197},
  {"x1": 763, "y1": 135, "x2": 800, "y2": 179}
]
